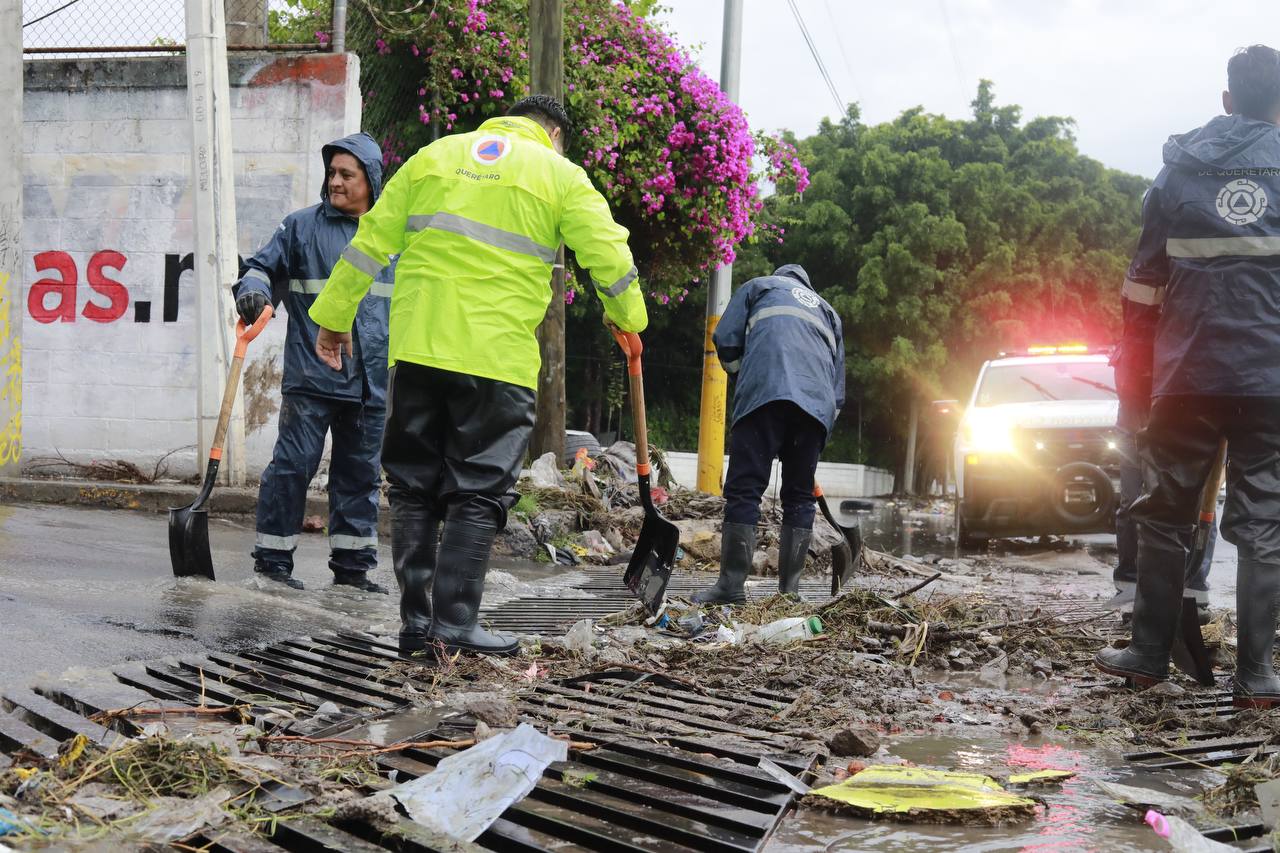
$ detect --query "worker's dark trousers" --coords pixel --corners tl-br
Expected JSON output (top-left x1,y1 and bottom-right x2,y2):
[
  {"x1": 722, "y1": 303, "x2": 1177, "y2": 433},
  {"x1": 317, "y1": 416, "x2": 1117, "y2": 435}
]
[
  {"x1": 723, "y1": 401, "x2": 827, "y2": 529},
  {"x1": 253, "y1": 393, "x2": 384, "y2": 575},
  {"x1": 1132, "y1": 395, "x2": 1280, "y2": 582},
  {"x1": 380, "y1": 363, "x2": 536, "y2": 528},
  {"x1": 1115, "y1": 426, "x2": 1213, "y2": 600}
]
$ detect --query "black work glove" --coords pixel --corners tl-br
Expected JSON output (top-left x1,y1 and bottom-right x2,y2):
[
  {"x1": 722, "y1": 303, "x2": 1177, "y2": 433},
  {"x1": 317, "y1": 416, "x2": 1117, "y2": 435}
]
[{"x1": 236, "y1": 290, "x2": 268, "y2": 325}]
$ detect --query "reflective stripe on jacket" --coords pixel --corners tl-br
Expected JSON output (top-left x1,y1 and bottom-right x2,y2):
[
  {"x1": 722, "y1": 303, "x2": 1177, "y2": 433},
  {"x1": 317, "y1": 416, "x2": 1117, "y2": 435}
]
[
  {"x1": 714, "y1": 264, "x2": 845, "y2": 432},
  {"x1": 309, "y1": 115, "x2": 647, "y2": 391},
  {"x1": 236, "y1": 132, "x2": 393, "y2": 407}
]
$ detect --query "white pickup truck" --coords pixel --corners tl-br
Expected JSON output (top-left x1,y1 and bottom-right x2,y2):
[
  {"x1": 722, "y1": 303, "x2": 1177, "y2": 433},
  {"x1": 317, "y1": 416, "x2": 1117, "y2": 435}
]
[{"x1": 952, "y1": 346, "x2": 1120, "y2": 551}]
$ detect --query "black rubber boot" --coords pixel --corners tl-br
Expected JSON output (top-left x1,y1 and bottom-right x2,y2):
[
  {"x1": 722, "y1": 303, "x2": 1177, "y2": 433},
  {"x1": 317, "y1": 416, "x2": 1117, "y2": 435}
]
[
  {"x1": 693, "y1": 522, "x2": 754, "y2": 605},
  {"x1": 777, "y1": 525, "x2": 812, "y2": 596},
  {"x1": 392, "y1": 505, "x2": 439, "y2": 654},
  {"x1": 1234, "y1": 553, "x2": 1280, "y2": 708},
  {"x1": 332, "y1": 570, "x2": 390, "y2": 594},
  {"x1": 1095, "y1": 549, "x2": 1184, "y2": 687},
  {"x1": 254, "y1": 565, "x2": 304, "y2": 590},
  {"x1": 430, "y1": 518, "x2": 519, "y2": 656}
]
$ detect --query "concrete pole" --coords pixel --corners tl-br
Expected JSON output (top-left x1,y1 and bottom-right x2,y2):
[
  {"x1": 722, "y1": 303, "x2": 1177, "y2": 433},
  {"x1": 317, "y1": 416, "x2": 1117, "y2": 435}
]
[
  {"x1": 186, "y1": 0, "x2": 246, "y2": 484},
  {"x1": 903, "y1": 397, "x2": 919, "y2": 496},
  {"x1": 0, "y1": 2, "x2": 22, "y2": 477},
  {"x1": 528, "y1": 0, "x2": 566, "y2": 465},
  {"x1": 694, "y1": 0, "x2": 742, "y2": 495},
  {"x1": 331, "y1": 0, "x2": 348, "y2": 52}
]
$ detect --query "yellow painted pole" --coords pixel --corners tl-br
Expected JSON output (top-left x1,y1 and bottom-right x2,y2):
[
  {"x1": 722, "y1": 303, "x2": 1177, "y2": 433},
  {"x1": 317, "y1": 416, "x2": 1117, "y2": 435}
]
[
  {"x1": 693, "y1": 0, "x2": 741, "y2": 495},
  {"x1": 695, "y1": 314, "x2": 728, "y2": 493}
]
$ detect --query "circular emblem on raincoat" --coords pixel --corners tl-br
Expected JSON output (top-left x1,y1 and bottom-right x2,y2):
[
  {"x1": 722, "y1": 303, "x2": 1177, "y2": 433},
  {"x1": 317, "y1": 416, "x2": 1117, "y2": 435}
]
[
  {"x1": 791, "y1": 287, "x2": 819, "y2": 308},
  {"x1": 471, "y1": 135, "x2": 511, "y2": 165},
  {"x1": 1216, "y1": 178, "x2": 1268, "y2": 226}
]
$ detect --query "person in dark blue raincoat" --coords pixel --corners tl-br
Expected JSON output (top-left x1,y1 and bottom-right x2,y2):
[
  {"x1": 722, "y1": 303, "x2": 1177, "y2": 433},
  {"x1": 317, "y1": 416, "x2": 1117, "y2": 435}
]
[
  {"x1": 233, "y1": 132, "x2": 393, "y2": 591},
  {"x1": 693, "y1": 264, "x2": 845, "y2": 604},
  {"x1": 1096, "y1": 45, "x2": 1280, "y2": 708}
]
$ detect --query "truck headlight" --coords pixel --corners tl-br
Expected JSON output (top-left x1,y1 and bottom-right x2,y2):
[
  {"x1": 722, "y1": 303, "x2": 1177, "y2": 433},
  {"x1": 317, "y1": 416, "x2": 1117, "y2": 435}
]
[{"x1": 961, "y1": 411, "x2": 1015, "y2": 454}]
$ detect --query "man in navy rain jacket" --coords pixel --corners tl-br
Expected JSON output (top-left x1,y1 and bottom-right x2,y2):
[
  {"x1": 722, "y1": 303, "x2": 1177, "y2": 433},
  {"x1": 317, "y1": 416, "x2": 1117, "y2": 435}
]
[
  {"x1": 693, "y1": 264, "x2": 845, "y2": 603},
  {"x1": 233, "y1": 132, "x2": 393, "y2": 592},
  {"x1": 1096, "y1": 46, "x2": 1280, "y2": 708}
]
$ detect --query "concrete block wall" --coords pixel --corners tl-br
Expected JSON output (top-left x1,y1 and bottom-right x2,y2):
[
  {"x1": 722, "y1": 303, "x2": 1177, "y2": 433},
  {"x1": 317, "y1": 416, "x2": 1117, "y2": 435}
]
[
  {"x1": 20, "y1": 53, "x2": 362, "y2": 477},
  {"x1": 663, "y1": 451, "x2": 895, "y2": 499}
]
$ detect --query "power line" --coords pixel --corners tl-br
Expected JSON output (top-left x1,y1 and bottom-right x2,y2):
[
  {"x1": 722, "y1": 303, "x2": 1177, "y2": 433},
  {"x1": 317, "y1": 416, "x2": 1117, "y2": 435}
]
[
  {"x1": 786, "y1": 0, "x2": 845, "y2": 115},
  {"x1": 23, "y1": 0, "x2": 82, "y2": 28},
  {"x1": 935, "y1": 0, "x2": 969, "y2": 101},
  {"x1": 821, "y1": 0, "x2": 862, "y2": 105}
]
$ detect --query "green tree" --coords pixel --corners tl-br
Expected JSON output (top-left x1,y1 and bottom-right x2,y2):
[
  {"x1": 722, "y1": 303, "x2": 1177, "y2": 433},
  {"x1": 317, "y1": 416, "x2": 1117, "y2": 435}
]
[{"x1": 758, "y1": 82, "x2": 1149, "y2": 471}]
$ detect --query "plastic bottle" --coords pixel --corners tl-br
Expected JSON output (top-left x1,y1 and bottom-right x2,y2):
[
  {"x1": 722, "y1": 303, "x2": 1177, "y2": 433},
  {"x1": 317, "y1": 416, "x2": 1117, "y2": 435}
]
[{"x1": 755, "y1": 616, "x2": 824, "y2": 645}]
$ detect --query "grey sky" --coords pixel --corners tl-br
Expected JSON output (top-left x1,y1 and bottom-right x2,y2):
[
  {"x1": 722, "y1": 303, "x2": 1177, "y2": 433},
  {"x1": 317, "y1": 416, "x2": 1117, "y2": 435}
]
[{"x1": 657, "y1": 0, "x2": 1278, "y2": 179}]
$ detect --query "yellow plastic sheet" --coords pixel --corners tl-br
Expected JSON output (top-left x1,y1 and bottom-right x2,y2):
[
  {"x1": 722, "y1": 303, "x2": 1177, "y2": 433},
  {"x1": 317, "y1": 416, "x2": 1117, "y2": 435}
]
[
  {"x1": 1007, "y1": 769, "x2": 1076, "y2": 786},
  {"x1": 807, "y1": 765, "x2": 1037, "y2": 824}
]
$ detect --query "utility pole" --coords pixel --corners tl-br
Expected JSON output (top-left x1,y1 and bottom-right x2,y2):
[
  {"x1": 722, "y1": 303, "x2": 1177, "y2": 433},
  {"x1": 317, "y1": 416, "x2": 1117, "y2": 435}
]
[
  {"x1": 528, "y1": 0, "x2": 566, "y2": 465},
  {"x1": 903, "y1": 398, "x2": 919, "y2": 496},
  {"x1": 0, "y1": 0, "x2": 22, "y2": 477},
  {"x1": 694, "y1": 0, "x2": 742, "y2": 494},
  {"x1": 185, "y1": 0, "x2": 246, "y2": 484}
]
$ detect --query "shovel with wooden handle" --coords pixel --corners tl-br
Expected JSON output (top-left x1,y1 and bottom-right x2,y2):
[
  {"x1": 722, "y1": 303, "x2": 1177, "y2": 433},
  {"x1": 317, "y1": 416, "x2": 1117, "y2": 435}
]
[
  {"x1": 610, "y1": 327, "x2": 680, "y2": 616},
  {"x1": 169, "y1": 305, "x2": 274, "y2": 579},
  {"x1": 1169, "y1": 438, "x2": 1225, "y2": 687}
]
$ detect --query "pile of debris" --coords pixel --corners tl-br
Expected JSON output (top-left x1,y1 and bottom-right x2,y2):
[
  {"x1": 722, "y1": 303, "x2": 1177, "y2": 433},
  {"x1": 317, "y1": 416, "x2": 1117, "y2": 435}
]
[{"x1": 497, "y1": 444, "x2": 847, "y2": 580}]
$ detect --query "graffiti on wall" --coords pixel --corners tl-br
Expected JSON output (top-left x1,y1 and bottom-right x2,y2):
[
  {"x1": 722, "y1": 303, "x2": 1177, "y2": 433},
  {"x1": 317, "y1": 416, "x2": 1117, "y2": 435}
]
[
  {"x1": 0, "y1": 269, "x2": 20, "y2": 467},
  {"x1": 25, "y1": 252, "x2": 244, "y2": 324}
]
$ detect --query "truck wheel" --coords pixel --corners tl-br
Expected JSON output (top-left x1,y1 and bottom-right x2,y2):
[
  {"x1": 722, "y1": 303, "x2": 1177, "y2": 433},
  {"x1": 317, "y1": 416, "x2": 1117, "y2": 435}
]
[
  {"x1": 1049, "y1": 462, "x2": 1115, "y2": 530},
  {"x1": 955, "y1": 502, "x2": 988, "y2": 553}
]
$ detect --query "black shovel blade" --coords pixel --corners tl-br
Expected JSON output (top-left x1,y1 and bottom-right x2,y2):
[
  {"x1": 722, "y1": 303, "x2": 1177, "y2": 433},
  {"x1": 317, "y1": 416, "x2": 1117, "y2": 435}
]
[
  {"x1": 1170, "y1": 596, "x2": 1214, "y2": 687},
  {"x1": 624, "y1": 512, "x2": 680, "y2": 615},
  {"x1": 168, "y1": 504, "x2": 216, "y2": 580}
]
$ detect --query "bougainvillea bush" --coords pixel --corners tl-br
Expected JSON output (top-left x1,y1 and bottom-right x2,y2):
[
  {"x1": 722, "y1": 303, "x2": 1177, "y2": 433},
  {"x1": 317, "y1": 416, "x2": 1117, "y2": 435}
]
[{"x1": 352, "y1": 0, "x2": 808, "y2": 292}]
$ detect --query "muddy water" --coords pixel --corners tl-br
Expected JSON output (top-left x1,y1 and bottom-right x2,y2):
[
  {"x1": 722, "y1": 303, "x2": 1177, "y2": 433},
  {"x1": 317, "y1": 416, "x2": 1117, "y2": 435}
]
[
  {"x1": 840, "y1": 502, "x2": 954, "y2": 558},
  {"x1": 766, "y1": 729, "x2": 1221, "y2": 852}
]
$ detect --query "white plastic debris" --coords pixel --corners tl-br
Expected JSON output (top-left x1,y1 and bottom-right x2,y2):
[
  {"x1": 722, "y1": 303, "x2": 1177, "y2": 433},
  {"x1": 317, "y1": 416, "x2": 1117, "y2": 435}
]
[
  {"x1": 528, "y1": 452, "x2": 566, "y2": 488},
  {"x1": 386, "y1": 723, "x2": 568, "y2": 842},
  {"x1": 562, "y1": 619, "x2": 596, "y2": 656},
  {"x1": 582, "y1": 529, "x2": 615, "y2": 557}
]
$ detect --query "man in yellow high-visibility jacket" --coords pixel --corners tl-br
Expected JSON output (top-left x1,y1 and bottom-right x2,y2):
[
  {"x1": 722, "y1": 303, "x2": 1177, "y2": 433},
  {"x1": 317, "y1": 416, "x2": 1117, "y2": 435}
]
[{"x1": 310, "y1": 95, "x2": 647, "y2": 656}]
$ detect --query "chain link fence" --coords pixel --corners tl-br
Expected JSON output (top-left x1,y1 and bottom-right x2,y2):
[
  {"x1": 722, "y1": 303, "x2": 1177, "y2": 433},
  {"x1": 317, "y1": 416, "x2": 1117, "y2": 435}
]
[
  {"x1": 346, "y1": 0, "x2": 433, "y2": 178},
  {"x1": 22, "y1": 0, "x2": 335, "y2": 54}
]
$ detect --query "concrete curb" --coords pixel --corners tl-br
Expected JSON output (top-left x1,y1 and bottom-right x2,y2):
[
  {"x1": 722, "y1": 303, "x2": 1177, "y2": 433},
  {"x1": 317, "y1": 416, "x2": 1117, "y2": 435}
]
[{"x1": 0, "y1": 477, "x2": 393, "y2": 535}]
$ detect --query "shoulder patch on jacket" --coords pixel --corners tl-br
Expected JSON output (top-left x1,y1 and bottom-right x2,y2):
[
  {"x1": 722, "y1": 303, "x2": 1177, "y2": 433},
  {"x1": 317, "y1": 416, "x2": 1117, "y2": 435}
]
[{"x1": 791, "y1": 287, "x2": 820, "y2": 308}]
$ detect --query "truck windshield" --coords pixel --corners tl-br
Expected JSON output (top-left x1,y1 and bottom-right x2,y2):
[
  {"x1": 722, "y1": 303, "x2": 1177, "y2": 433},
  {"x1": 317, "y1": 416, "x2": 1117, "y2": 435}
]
[{"x1": 976, "y1": 361, "x2": 1116, "y2": 406}]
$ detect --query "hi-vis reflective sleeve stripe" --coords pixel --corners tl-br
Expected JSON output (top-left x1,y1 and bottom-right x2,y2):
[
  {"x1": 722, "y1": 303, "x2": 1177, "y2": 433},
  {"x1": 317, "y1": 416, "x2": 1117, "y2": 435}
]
[
  {"x1": 1166, "y1": 236, "x2": 1280, "y2": 258},
  {"x1": 1120, "y1": 278, "x2": 1164, "y2": 306},
  {"x1": 406, "y1": 212, "x2": 558, "y2": 263},
  {"x1": 343, "y1": 244, "x2": 385, "y2": 277},
  {"x1": 244, "y1": 268, "x2": 271, "y2": 287},
  {"x1": 593, "y1": 267, "x2": 638, "y2": 297},
  {"x1": 721, "y1": 359, "x2": 741, "y2": 374},
  {"x1": 291, "y1": 279, "x2": 393, "y2": 298},
  {"x1": 746, "y1": 306, "x2": 838, "y2": 355}
]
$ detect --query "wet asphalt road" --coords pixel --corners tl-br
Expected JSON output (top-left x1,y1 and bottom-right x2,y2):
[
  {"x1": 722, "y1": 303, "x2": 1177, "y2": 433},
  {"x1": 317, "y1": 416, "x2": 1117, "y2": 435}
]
[
  {"x1": 0, "y1": 499, "x2": 1242, "y2": 688},
  {"x1": 0, "y1": 501, "x2": 401, "y2": 686}
]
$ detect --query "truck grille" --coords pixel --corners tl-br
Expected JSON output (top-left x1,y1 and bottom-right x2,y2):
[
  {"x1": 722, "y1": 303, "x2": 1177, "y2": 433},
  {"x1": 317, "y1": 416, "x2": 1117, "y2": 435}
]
[{"x1": 1015, "y1": 427, "x2": 1122, "y2": 470}]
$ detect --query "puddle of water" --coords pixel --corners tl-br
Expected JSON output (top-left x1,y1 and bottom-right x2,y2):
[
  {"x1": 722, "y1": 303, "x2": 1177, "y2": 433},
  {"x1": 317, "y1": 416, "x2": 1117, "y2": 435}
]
[
  {"x1": 767, "y1": 730, "x2": 1224, "y2": 852},
  {"x1": 843, "y1": 503, "x2": 954, "y2": 559},
  {"x1": 339, "y1": 707, "x2": 455, "y2": 746}
]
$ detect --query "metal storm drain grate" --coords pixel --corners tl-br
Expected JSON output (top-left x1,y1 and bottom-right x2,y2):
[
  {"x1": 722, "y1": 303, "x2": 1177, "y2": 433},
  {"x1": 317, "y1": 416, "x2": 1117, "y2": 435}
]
[{"x1": 0, "y1": 624, "x2": 816, "y2": 851}]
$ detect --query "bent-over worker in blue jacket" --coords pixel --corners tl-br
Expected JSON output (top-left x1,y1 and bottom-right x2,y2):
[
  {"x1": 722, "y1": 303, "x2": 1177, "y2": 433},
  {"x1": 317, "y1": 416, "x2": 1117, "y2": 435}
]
[
  {"x1": 694, "y1": 263, "x2": 845, "y2": 604},
  {"x1": 232, "y1": 132, "x2": 394, "y2": 592}
]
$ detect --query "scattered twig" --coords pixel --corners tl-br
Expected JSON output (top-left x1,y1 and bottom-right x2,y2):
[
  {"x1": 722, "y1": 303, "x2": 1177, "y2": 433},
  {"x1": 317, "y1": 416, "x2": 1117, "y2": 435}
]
[
  {"x1": 893, "y1": 572, "x2": 943, "y2": 600},
  {"x1": 90, "y1": 704, "x2": 251, "y2": 725},
  {"x1": 257, "y1": 733, "x2": 596, "y2": 755}
]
